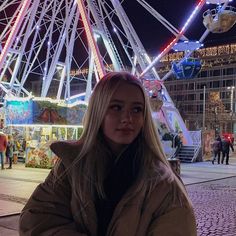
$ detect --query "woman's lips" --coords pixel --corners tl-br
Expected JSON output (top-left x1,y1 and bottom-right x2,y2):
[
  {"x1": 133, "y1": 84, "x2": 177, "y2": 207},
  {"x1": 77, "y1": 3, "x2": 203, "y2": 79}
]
[{"x1": 117, "y1": 128, "x2": 134, "y2": 133}]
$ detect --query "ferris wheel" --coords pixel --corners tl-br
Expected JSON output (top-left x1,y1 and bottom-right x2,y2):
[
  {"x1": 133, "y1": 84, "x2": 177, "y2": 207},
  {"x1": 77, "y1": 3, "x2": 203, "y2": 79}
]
[
  {"x1": 0, "y1": 0, "x2": 162, "y2": 100},
  {"x1": 0, "y1": 0, "x2": 235, "y2": 144},
  {"x1": 0, "y1": 0, "x2": 235, "y2": 98}
]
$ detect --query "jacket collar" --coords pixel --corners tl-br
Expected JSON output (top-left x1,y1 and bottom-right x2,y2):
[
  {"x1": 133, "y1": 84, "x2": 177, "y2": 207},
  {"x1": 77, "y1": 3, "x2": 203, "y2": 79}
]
[{"x1": 50, "y1": 140, "x2": 82, "y2": 166}]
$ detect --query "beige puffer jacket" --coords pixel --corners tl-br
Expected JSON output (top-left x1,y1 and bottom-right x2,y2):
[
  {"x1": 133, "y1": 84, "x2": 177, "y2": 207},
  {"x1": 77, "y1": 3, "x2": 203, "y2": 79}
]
[{"x1": 19, "y1": 141, "x2": 197, "y2": 236}]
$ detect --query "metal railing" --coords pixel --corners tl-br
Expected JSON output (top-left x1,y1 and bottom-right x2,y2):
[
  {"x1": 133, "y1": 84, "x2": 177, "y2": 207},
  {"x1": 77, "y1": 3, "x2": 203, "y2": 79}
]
[{"x1": 189, "y1": 130, "x2": 202, "y2": 162}]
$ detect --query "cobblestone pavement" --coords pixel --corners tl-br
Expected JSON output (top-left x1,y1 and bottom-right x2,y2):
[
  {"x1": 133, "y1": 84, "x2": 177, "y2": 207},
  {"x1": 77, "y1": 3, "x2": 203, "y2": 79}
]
[
  {"x1": 0, "y1": 215, "x2": 19, "y2": 236},
  {"x1": 187, "y1": 176, "x2": 236, "y2": 236}
]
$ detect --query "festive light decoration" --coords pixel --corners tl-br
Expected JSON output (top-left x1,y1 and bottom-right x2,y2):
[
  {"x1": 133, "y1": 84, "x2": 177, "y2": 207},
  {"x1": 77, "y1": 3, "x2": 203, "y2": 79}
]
[
  {"x1": 76, "y1": 0, "x2": 105, "y2": 79},
  {"x1": 0, "y1": 0, "x2": 31, "y2": 74},
  {"x1": 140, "y1": 0, "x2": 205, "y2": 78}
]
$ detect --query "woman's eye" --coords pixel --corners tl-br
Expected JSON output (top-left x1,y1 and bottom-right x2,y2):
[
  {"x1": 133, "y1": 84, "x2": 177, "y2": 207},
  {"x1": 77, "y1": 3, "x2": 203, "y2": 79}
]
[
  {"x1": 110, "y1": 104, "x2": 122, "y2": 111},
  {"x1": 132, "y1": 107, "x2": 143, "y2": 113}
]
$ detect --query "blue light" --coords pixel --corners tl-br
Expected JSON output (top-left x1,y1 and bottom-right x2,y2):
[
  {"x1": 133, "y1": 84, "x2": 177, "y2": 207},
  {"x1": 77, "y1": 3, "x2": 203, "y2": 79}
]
[{"x1": 172, "y1": 57, "x2": 202, "y2": 79}]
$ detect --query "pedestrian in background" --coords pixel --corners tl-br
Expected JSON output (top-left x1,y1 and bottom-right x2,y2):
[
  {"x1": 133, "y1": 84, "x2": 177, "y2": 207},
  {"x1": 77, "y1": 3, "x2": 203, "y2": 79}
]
[
  {"x1": 221, "y1": 136, "x2": 234, "y2": 165},
  {"x1": 0, "y1": 130, "x2": 7, "y2": 170},
  {"x1": 19, "y1": 72, "x2": 196, "y2": 236},
  {"x1": 211, "y1": 135, "x2": 222, "y2": 164},
  {"x1": 172, "y1": 131, "x2": 183, "y2": 158},
  {"x1": 6, "y1": 135, "x2": 14, "y2": 169}
]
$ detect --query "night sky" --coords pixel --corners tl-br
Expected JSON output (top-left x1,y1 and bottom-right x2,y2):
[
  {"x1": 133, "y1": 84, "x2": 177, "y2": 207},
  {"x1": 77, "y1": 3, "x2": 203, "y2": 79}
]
[{"x1": 123, "y1": 0, "x2": 236, "y2": 56}]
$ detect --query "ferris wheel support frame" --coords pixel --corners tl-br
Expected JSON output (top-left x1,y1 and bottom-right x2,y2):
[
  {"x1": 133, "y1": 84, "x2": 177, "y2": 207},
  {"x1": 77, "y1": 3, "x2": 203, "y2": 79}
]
[
  {"x1": 76, "y1": 0, "x2": 105, "y2": 79},
  {"x1": 16, "y1": 0, "x2": 56, "y2": 95},
  {"x1": 85, "y1": 50, "x2": 94, "y2": 102},
  {"x1": 161, "y1": 0, "x2": 230, "y2": 81},
  {"x1": 9, "y1": 0, "x2": 40, "y2": 90},
  {"x1": 140, "y1": 0, "x2": 206, "y2": 79},
  {"x1": 136, "y1": 0, "x2": 188, "y2": 41},
  {"x1": 110, "y1": 0, "x2": 160, "y2": 80},
  {"x1": 41, "y1": 0, "x2": 71, "y2": 97},
  {"x1": 0, "y1": 0, "x2": 31, "y2": 81},
  {"x1": 87, "y1": 0, "x2": 124, "y2": 71}
]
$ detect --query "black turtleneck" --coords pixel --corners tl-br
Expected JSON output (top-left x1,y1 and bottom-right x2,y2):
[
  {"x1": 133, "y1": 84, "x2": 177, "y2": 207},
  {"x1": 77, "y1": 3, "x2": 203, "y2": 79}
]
[{"x1": 95, "y1": 139, "x2": 141, "y2": 236}]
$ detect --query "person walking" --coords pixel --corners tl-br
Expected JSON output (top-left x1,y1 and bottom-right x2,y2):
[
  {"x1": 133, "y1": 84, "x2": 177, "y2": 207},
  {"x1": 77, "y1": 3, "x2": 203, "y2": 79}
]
[
  {"x1": 0, "y1": 130, "x2": 7, "y2": 170},
  {"x1": 221, "y1": 136, "x2": 234, "y2": 165},
  {"x1": 6, "y1": 135, "x2": 14, "y2": 169},
  {"x1": 19, "y1": 72, "x2": 196, "y2": 236},
  {"x1": 211, "y1": 136, "x2": 222, "y2": 164}
]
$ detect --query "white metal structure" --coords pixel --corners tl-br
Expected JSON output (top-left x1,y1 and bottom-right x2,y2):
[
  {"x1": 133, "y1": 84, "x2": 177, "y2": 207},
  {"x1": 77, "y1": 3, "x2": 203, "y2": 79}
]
[
  {"x1": 0, "y1": 0, "x2": 162, "y2": 99},
  {"x1": 0, "y1": 0, "x2": 235, "y2": 144}
]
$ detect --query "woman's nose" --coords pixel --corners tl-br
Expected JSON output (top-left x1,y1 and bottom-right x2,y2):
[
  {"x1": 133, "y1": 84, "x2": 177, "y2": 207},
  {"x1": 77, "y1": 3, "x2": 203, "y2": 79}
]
[{"x1": 121, "y1": 110, "x2": 132, "y2": 123}]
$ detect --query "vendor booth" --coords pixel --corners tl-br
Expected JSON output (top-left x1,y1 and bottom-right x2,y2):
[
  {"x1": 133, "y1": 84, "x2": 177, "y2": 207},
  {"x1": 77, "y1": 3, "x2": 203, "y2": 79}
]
[{"x1": 5, "y1": 96, "x2": 86, "y2": 168}]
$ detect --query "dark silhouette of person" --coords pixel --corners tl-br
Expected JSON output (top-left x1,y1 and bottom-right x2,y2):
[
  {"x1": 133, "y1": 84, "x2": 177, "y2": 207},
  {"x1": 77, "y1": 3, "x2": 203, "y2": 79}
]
[
  {"x1": 221, "y1": 136, "x2": 234, "y2": 165},
  {"x1": 211, "y1": 136, "x2": 222, "y2": 164},
  {"x1": 172, "y1": 132, "x2": 183, "y2": 158}
]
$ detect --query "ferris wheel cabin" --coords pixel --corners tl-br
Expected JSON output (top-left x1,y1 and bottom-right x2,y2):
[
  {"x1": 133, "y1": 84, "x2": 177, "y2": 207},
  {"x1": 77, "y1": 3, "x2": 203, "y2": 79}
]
[{"x1": 203, "y1": 6, "x2": 236, "y2": 33}]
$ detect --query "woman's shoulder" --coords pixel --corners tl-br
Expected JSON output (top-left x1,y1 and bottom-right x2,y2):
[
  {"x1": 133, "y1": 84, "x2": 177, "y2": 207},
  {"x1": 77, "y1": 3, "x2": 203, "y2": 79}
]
[
  {"x1": 50, "y1": 140, "x2": 83, "y2": 165},
  {"x1": 145, "y1": 172, "x2": 190, "y2": 215},
  {"x1": 147, "y1": 161, "x2": 186, "y2": 199}
]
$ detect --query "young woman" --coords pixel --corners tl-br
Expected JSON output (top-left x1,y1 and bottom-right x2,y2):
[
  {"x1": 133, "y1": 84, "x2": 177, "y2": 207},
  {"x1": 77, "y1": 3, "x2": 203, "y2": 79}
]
[{"x1": 19, "y1": 72, "x2": 197, "y2": 235}]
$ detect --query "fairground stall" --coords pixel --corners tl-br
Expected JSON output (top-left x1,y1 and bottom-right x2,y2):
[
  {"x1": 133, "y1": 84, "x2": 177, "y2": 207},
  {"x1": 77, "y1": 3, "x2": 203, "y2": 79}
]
[{"x1": 4, "y1": 96, "x2": 86, "y2": 168}]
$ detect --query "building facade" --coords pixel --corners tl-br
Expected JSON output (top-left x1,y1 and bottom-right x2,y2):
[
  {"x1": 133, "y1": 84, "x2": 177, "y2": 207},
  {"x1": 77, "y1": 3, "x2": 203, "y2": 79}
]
[{"x1": 162, "y1": 43, "x2": 236, "y2": 135}]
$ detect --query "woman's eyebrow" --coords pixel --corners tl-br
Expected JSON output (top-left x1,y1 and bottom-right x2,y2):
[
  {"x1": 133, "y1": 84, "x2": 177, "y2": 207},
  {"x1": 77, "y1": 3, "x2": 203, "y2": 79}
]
[
  {"x1": 109, "y1": 99, "x2": 123, "y2": 103},
  {"x1": 110, "y1": 99, "x2": 144, "y2": 105},
  {"x1": 133, "y1": 102, "x2": 144, "y2": 106}
]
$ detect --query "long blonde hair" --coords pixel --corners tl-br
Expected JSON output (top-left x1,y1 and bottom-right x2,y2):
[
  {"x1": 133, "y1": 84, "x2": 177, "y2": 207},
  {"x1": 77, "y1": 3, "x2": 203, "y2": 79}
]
[{"x1": 68, "y1": 72, "x2": 190, "y2": 205}]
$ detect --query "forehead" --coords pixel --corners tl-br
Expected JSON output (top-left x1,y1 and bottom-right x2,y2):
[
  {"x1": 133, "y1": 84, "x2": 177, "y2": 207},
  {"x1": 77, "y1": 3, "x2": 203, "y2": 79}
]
[{"x1": 111, "y1": 82, "x2": 144, "y2": 103}]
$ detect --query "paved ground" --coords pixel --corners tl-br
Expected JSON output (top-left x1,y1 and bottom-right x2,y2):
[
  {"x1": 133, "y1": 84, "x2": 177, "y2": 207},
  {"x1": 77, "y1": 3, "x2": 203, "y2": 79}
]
[
  {"x1": 187, "y1": 177, "x2": 236, "y2": 236},
  {"x1": 0, "y1": 153, "x2": 236, "y2": 235}
]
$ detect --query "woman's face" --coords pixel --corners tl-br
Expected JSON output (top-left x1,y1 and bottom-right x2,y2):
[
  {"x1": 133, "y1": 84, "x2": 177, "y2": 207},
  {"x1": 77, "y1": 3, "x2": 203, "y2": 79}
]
[{"x1": 102, "y1": 82, "x2": 144, "y2": 154}]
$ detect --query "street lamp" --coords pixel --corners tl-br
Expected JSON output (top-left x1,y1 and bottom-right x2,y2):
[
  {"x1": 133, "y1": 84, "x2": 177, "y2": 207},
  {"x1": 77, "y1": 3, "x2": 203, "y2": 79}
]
[
  {"x1": 214, "y1": 107, "x2": 218, "y2": 136},
  {"x1": 202, "y1": 85, "x2": 206, "y2": 131},
  {"x1": 227, "y1": 86, "x2": 235, "y2": 134}
]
